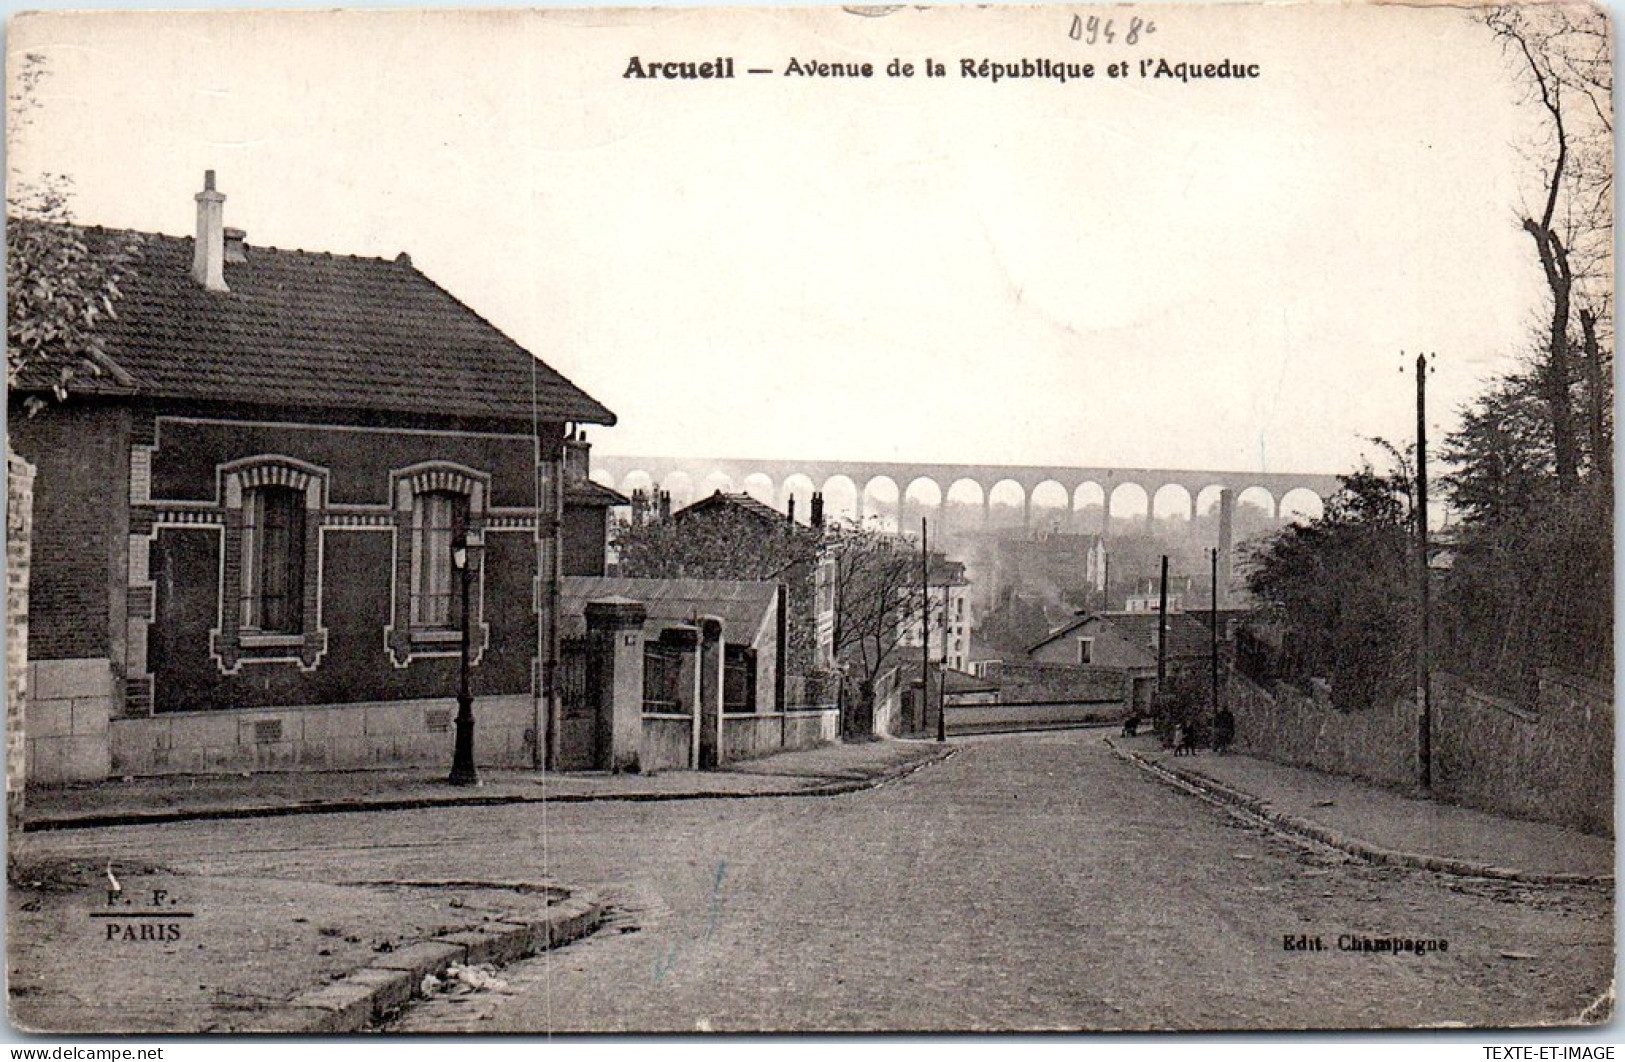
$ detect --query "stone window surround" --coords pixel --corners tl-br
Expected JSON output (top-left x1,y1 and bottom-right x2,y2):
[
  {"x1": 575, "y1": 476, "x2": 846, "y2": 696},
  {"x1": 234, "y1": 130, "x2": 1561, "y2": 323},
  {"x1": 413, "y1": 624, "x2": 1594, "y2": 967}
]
[{"x1": 385, "y1": 461, "x2": 491, "y2": 668}]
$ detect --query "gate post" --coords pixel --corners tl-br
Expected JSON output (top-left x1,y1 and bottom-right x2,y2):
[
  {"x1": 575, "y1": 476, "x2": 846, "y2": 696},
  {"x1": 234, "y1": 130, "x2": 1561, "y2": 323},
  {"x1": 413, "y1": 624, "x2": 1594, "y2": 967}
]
[{"x1": 584, "y1": 597, "x2": 647, "y2": 774}]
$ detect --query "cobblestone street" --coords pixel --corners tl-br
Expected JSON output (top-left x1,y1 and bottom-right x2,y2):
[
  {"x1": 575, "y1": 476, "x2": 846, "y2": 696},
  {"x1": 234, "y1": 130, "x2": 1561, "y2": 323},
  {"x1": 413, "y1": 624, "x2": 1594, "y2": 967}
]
[{"x1": 13, "y1": 732, "x2": 1612, "y2": 1033}]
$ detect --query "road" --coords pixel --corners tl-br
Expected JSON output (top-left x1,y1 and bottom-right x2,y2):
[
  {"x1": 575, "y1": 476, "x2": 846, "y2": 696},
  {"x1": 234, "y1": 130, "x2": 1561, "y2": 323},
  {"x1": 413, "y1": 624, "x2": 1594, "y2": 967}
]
[{"x1": 16, "y1": 732, "x2": 1612, "y2": 1032}]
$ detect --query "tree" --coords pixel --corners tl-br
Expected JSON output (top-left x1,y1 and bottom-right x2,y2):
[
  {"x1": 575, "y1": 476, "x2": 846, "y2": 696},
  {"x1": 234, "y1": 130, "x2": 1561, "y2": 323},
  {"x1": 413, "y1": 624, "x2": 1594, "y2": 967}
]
[
  {"x1": 823, "y1": 524, "x2": 943, "y2": 720},
  {"x1": 612, "y1": 505, "x2": 823, "y2": 670},
  {"x1": 1242, "y1": 460, "x2": 1415, "y2": 712},
  {"x1": 1479, "y1": 5, "x2": 1613, "y2": 486},
  {"x1": 6, "y1": 53, "x2": 139, "y2": 406}
]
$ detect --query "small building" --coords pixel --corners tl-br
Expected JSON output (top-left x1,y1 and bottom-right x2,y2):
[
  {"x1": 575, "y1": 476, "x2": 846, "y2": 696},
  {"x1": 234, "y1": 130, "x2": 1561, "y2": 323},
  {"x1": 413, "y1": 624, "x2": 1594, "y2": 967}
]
[
  {"x1": 9, "y1": 172, "x2": 616, "y2": 783},
  {"x1": 557, "y1": 576, "x2": 837, "y2": 772}
]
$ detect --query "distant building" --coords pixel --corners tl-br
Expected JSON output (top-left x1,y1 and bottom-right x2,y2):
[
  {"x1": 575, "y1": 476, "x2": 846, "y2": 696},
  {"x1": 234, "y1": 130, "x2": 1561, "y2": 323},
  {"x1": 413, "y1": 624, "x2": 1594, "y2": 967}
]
[{"x1": 896, "y1": 553, "x2": 971, "y2": 672}]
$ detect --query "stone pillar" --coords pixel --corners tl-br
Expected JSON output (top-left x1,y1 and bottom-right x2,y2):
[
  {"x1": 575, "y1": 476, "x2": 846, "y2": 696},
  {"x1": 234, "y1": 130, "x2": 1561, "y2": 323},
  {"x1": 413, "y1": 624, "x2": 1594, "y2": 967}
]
[
  {"x1": 1217, "y1": 488, "x2": 1235, "y2": 608},
  {"x1": 697, "y1": 617, "x2": 724, "y2": 769},
  {"x1": 8, "y1": 454, "x2": 35, "y2": 861},
  {"x1": 660, "y1": 625, "x2": 703, "y2": 769},
  {"x1": 584, "y1": 597, "x2": 647, "y2": 774}
]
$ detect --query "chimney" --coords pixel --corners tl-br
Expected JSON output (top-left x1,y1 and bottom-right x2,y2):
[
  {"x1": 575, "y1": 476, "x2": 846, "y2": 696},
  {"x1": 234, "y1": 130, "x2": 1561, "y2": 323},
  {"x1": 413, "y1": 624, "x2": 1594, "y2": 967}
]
[
  {"x1": 191, "y1": 170, "x2": 229, "y2": 292},
  {"x1": 787, "y1": 496, "x2": 797, "y2": 524},
  {"x1": 223, "y1": 227, "x2": 248, "y2": 264},
  {"x1": 810, "y1": 491, "x2": 825, "y2": 529},
  {"x1": 562, "y1": 433, "x2": 590, "y2": 484},
  {"x1": 658, "y1": 489, "x2": 672, "y2": 521}
]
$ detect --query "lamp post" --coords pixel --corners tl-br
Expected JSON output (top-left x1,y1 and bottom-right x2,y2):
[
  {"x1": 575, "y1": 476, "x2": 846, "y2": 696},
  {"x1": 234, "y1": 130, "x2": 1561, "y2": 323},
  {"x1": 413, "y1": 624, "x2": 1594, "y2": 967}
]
[{"x1": 449, "y1": 529, "x2": 481, "y2": 787}]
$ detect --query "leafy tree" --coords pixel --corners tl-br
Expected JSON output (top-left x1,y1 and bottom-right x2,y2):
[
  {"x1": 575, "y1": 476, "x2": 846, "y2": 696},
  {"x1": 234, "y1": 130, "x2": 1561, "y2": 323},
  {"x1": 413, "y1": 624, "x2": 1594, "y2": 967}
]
[
  {"x1": 823, "y1": 524, "x2": 944, "y2": 721},
  {"x1": 1242, "y1": 461, "x2": 1415, "y2": 712},
  {"x1": 7, "y1": 53, "x2": 139, "y2": 406}
]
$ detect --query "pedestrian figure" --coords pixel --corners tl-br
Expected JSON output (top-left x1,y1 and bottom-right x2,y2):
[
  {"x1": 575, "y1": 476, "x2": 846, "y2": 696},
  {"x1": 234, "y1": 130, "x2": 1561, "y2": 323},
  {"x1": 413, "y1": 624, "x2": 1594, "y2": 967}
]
[
  {"x1": 1212, "y1": 707, "x2": 1235, "y2": 754},
  {"x1": 1174, "y1": 721, "x2": 1198, "y2": 756},
  {"x1": 1121, "y1": 711, "x2": 1142, "y2": 738}
]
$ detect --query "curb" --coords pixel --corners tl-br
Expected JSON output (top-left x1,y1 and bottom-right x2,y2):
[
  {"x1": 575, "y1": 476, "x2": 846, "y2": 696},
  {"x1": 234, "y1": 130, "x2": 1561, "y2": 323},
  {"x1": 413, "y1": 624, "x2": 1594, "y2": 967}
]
[
  {"x1": 1104, "y1": 737, "x2": 1613, "y2": 889},
  {"x1": 254, "y1": 894, "x2": 604, "y2": 1033},
  {"x1": 23, "y1": 746, "x2": 958, "y2": 833}
]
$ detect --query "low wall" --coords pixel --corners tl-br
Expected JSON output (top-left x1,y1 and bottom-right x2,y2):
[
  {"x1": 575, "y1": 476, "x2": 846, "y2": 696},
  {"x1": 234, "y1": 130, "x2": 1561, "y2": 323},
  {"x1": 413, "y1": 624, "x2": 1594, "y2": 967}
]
[
  {"x1": 28, "y1": 658, "x2": 114, "y2": 785},
  {"x1": 107, "y1": 694, "x2": 537, "y2": 779},
  {"x1": 1231, "y1": 669, "x2": 1614, "y2": 837},
  {"x1": 946, "y1": 699, "x2": 1121, "y2": 736},
  {"x1": 1433, "y1": 671, "x2": 1612, "y2": 837},
  {"x1": 1229, "y1": 674, "x2": 1416, "y2": 791},
  {"x1": 977, "y1": 661, "x2": 1130, "y2": 705},
  {"x1": 641, "y1": 714, "x2": 693, "y2": 772},
  {"x1": 721, "y1": 708, "x2": 838, "y2": 762}
]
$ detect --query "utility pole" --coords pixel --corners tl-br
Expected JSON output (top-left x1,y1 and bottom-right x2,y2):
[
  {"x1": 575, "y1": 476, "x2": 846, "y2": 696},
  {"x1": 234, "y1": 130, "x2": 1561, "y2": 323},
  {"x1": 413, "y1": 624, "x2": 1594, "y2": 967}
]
[
  {"x1": 1414, "y1": 352, "x2": 1433, "y2": 790},
  {"x1": 937, "y1": 577, "x2": 948, "y2": 744},
  {"x1": 1156, "y1": 554, "x2": 1169, "y2": 691},
  {"x1": 920, "y1": 517, "x2": 931, "y2": 738},
  {"x1": 1210, "y1": 547, "x2": 1219, "y2": 716}
]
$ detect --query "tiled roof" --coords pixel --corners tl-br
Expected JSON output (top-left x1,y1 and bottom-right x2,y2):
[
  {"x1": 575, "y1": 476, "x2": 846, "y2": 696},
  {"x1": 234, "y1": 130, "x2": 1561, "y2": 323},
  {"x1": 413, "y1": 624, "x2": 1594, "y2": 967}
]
[
  {"x1": 674, "y1": 490, "x2": 793, "y2": 526},
  {"x1": 15, "y1": 224, "x2": 615, "y2": 425},
  {"x1": 565, "y1": 479, "x2": 630, "y2": 507},
  {"x1": 1028, "y1": 610, "x2": 1214, "y2": 659},
  {"x1": 560, "y1": 576, "x2": 778, "y2": 642}
]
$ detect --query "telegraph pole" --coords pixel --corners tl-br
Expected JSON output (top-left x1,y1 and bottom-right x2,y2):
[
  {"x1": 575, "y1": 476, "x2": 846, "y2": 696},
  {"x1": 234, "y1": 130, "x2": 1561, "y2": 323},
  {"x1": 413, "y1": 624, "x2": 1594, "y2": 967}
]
[
  {"x1": 1210, "y1": 547, "x2": 1219, "y2": 716},
  {"x1": 1414, "y1": 352, "x2": 1433, "y2": 790},
  {"x1": 1156, "y1": 555, "x2": 1170, "y2": 691},
  {"x1": 937, "y1": 577, "x2": 949, "y2": 744},
  {"x1": 920, "y1": 517, "x2": 932, "y2": 739}
]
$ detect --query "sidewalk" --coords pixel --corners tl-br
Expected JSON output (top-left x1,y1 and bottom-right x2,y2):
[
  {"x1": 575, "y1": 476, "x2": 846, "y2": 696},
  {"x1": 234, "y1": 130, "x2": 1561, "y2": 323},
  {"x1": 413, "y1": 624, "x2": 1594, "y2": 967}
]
[
  {"x1": 21, "y1": 738, "x2": 954, "y2": 831},
  {"x1": 1108, "y1": 734, "x2": 1614, "y2": 886}
]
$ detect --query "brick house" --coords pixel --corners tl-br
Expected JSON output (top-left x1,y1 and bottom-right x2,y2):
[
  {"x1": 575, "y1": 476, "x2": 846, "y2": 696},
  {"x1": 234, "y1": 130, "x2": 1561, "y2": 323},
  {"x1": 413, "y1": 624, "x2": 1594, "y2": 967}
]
[{"x1": 8, "y1": 172, "x2": 616, "y2": 783}]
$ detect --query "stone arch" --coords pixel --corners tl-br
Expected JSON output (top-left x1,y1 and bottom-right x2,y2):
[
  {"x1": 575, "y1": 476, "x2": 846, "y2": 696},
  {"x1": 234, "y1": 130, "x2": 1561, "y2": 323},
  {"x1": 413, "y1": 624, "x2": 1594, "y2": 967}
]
[
  {"x1": 987, "y1": 479, "x2": 1026, "y2": 527},
  {"x1": 619, "y1": 469, "x2": 654, "y2": 496},
  {"x1": 700, "y1": 471, "x2": 734, "y2": 497},
  {"x1": 862, "y1": 476, "x2": 901, "y2": 532},
  {"x1": 946, "y1": 478, "x2": 985, "y2": 512},
  {"x1": 1194, "y1": 484, "x2": 1226, "y2": 518},
  {"x1": 1108, "y1": 482, "x2": 1149, "y2": 527},
  {"x1": 661, "y1": 470, "x2": 696, "y2": 510},
  {"x1": 901, "y1": 477, "x2": 944, "y2": 531},
  {"x1": 1030, "y1": 480, "x2": 1069, "y2": 532},
  {"x1": 741, "y1": 472, "x2": 776, "y2": 507},
  {"x1": 779, "y1": 472, "x2": 817, "y2": 515},
  {"x1": 1279, "y1": 487, "x2": 1325, "y2": 524},
  {"x1": 1237, "y1": 485, "x2": 1278, "y2": 519},
  {"x1": 1152, "y1": 483, "x2": 1193, "y2": 523},
  {"x1": 821, "y1": 475, "x2": 859, "y2": 524}
]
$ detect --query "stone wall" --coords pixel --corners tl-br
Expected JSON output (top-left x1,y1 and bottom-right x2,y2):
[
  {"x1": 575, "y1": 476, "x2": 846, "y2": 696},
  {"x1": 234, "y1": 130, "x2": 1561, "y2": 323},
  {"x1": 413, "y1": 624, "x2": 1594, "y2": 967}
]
[
  {"x1": 106, "y1": 694, "x2": 536, "y2": 778},
  {"x1": 1229, "y1": 674, "x2": 1417, "y2": 791},
  {"x1": 976, "y1": 661, "x2": 1130, "y2": 704},
  {"x1": 1432, "y1": 671, "x2": 1612, "y2": 837},
  {"x1": 641, "y1": 715, "x2": 693, "y2": 772},
  {"x1": 1231, "y1": 670, "x2": 1614, "y2": 837},
  {"x1": 8, "y1": 454, "x2": 35, "y2": 829}
]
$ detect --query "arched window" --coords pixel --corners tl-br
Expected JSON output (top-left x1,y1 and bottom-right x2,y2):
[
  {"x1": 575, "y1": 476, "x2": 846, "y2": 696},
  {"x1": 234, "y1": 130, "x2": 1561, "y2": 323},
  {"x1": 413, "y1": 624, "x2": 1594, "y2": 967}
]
[
  {"x1": 386, "y1": 463, "x2": 489, "y2": 666},
  {"x1": 410, "y1": 490, "x2": 469, "y2": 631}
]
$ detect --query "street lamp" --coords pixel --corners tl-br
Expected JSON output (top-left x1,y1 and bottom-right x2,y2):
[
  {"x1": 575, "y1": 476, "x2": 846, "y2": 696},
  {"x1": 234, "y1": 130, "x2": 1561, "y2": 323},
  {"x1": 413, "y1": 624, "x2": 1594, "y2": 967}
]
[{"x1": 448, "y1": 528, "x2": 481, "y2": 787}]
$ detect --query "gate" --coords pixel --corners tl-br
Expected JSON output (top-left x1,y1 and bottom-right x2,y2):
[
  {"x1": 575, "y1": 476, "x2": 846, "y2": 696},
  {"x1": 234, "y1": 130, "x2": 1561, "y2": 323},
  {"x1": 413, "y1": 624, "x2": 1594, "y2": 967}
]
[{"x1": 556, "y1": 635, "x2": 605, "y2": 770}]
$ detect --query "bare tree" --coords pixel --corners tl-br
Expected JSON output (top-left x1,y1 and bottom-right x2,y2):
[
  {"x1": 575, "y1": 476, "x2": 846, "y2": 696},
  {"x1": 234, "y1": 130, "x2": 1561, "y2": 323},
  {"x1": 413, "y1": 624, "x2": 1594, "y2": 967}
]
[{"x1": 1480, "y1": 4, "x2": 1613, "y2": 486}]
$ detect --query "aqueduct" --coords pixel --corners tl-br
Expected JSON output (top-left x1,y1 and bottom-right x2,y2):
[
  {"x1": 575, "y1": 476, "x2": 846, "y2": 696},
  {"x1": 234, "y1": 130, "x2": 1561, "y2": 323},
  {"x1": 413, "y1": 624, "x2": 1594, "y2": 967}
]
[{"x1": 589, "y1": 454, "x2": 1343, "y2": 532}]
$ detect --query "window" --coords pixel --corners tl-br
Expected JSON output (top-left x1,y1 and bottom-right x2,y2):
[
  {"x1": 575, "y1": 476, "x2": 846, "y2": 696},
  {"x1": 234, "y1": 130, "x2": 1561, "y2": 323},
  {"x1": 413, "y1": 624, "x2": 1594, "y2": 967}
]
[
  {"x1": 643, "y1": 643, "x2": 685, "y2": 714},
  {"x1": 724, "y1": 645, "x2": 757, "y2": 713},
  {"x1": 1077, "y1": 637, "x2": 1094, "y2": 665},
  {"x1": 410, "y1": 490, "x2": 468, "y2": 630},
  {"x1": 241, "y1": 485, "x2": 306, "y2": 633},
  {"x1": 210, "y1": 457, "x2": 328, "y2": 675},
  {"x1": 385, "y1": 462, "x2": 489, "y2": 667}
]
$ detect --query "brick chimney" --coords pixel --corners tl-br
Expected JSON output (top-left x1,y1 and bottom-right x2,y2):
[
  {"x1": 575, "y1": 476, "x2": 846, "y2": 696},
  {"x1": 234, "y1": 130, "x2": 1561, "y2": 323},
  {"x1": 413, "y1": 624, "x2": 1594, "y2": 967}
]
[
  {"x1": 787, "y1": 496, "x2": 797, "y2": 524},
  {"x1": 562, "y1": 430, "x2": 590, "y2": 484},
  {"x1": 223, "y1": 227, "x2": 248, "y2": 264},
  {"x1": 810, "y1": 491, "x2": 825, "y2": 529},
  {"x1": 191, "y1": 170, "x2": 229, "y2": 292}
]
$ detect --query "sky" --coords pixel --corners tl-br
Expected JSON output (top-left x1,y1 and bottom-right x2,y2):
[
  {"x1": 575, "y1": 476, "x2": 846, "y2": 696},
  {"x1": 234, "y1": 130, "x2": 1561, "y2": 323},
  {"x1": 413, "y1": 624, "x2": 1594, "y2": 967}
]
[{"x1": 6, "y1": 2, "x2": 1562, "y2": 477}]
